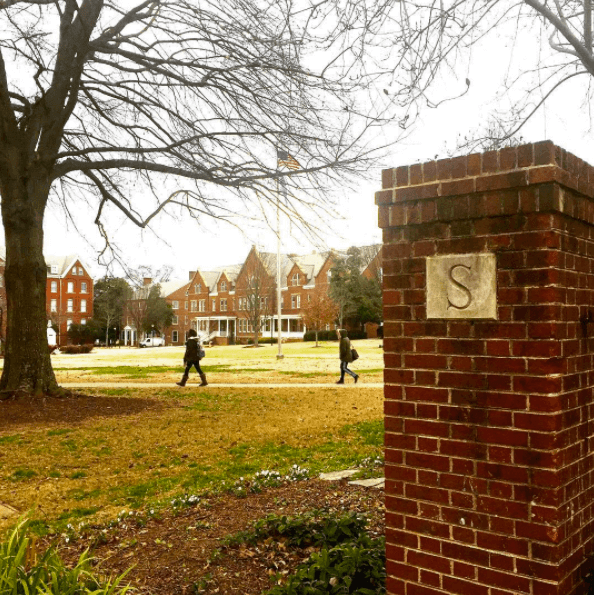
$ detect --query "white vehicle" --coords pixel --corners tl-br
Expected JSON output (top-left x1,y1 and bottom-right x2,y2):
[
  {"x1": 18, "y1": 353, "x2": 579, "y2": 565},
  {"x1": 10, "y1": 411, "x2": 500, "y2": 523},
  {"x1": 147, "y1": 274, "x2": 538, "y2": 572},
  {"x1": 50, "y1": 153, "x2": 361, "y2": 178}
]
[{"x1": 139, "y1": 337, "x2": 165, "y2": 348}]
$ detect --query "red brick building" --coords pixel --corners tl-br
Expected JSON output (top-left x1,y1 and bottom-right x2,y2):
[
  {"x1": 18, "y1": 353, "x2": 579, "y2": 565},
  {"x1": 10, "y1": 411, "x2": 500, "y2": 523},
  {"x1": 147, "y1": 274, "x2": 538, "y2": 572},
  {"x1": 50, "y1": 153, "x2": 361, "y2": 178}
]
[
  {"x1": 0, "y1": 251, "x2": 94, "y2": 346},
  {"x1": 161, "y1": 247, "x2": 347, "y2": 346},
  {"x1": 121, "y1": 245, "x2": 381, "y2": 346},
  {"x1": 46, "y1": 255, "x2": 94, "y2": 345}
]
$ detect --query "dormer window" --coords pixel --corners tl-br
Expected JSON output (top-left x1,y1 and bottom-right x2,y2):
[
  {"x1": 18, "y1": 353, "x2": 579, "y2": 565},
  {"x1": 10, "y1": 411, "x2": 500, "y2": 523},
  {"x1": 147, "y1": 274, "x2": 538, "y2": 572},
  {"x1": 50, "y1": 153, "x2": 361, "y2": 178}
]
[
  {"x1": 51, "y1": 265, "x2": 58, "y2": 274},
  {"x1": 221, "y1": 281, "x2": 227, "y2": 292},
  {"x1": 292, "y1": 273, "x2": 300, "y2": 286}
]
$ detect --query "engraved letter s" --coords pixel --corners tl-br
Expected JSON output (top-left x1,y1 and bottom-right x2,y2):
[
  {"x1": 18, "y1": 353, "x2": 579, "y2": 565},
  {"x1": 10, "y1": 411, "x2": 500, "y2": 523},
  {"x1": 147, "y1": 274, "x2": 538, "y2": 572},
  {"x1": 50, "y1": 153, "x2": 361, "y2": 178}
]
[{"x1": 447, "y1": 264, "x2": 472, "y2": 310}]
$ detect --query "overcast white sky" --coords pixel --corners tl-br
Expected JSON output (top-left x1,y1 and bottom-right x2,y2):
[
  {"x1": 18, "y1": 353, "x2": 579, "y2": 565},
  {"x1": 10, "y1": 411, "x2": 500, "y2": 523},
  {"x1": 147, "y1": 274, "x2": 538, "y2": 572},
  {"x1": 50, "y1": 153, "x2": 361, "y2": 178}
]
[{"x1": 39, "y1": 18, "x2": 594, "y2": 282}]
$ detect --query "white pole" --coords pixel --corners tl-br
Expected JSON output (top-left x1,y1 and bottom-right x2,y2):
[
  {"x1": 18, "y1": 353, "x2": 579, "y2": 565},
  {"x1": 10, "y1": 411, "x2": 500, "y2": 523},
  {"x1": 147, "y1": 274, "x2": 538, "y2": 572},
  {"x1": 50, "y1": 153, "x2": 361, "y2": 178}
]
[{"x1": 277, "y1": 178, "x2": 284, "y2": 359}]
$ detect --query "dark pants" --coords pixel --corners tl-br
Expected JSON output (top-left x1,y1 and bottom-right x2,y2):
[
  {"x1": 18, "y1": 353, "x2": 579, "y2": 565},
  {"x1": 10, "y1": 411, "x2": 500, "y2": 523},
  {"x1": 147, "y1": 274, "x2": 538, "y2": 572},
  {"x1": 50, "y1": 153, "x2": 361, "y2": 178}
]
[
  {"x1": 184, "y1": 360, "x2": 203, "y2": 375},
  {"x1": 340, "y1": 360, "x2": 357, "y2": 380}
]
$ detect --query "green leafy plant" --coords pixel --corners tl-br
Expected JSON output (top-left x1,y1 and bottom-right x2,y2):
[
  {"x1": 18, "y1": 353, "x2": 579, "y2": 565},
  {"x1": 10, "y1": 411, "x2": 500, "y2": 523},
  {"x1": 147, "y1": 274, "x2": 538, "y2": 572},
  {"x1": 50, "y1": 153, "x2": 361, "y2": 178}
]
[
  {"x1": 265, "y1": 534, "x2": 386, "y2": 595},
  {"x1": 0, "y1": 518, "x2": 132, "y2": 594},
  {"x1": 223, "y1": 511, "x2": 368, "y2": 549}
]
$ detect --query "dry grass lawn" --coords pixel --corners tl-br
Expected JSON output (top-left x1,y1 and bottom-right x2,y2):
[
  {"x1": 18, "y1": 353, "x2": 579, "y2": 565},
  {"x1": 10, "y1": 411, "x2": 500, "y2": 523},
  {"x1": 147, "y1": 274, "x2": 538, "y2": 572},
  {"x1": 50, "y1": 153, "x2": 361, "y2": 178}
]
[
  {"x1": 0, "y1": 340, "x2": 384, "y2": 532},
  {"x1": 51, "y1": 338, "x2": 384, "y2": 385}
]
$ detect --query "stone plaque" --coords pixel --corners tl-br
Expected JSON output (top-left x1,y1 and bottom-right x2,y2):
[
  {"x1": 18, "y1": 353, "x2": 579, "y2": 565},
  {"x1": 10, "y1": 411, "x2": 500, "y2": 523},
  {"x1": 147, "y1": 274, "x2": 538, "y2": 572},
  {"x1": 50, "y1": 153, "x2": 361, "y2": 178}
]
[{"x1": 426, "y1": 253, "x2": 497, "y2": 319}]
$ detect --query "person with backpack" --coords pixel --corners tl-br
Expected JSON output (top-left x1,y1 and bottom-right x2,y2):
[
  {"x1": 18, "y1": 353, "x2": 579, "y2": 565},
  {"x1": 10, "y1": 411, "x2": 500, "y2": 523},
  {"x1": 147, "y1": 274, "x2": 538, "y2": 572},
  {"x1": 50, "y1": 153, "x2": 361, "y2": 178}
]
[
  {"x1": 176, "y1": 329, "x2": 208, "y2": 387},
  {"x1": 336, "y1": 328, "x2": 359, "y2": 384}
]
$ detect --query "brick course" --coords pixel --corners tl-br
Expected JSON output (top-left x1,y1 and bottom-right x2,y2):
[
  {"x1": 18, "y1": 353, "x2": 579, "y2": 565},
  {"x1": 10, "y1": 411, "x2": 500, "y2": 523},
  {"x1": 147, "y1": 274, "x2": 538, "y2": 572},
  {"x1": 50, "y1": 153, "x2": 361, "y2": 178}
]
[{"x1": 379, "y1": 141, "x2": 594, "y2": 595}]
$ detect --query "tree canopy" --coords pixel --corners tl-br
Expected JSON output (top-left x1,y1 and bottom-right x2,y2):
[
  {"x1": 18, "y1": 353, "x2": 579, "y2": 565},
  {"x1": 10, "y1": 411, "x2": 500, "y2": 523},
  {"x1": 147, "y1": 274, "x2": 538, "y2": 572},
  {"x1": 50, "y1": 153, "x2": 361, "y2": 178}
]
[{"x1": 329, "y1": 247, "x2": 382, "y2": 330}]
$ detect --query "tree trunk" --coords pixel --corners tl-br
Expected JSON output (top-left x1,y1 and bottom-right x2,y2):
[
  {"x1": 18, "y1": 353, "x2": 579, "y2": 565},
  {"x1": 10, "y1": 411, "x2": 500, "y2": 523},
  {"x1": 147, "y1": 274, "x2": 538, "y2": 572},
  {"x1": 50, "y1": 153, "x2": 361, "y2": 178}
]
[{"x1": 0, "y1": 171, "x2": 59, "y2": 394}]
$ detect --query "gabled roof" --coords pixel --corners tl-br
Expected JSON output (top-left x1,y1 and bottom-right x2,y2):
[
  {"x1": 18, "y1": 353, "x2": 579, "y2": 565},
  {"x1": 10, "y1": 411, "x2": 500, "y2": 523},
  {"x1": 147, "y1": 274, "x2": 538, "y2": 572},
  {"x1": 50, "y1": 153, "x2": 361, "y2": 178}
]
[
  {"x1": 291, "y1": 251, "x2": 335, "y2": 283},
  {"x1": 131, "y1": 279, "x2": 187, "y2": 300},
  {"x1": 46, "y1": 254, "x2": 94, "y2": 279},
  {"x1": 160, "y1": 279, "x2": 190, "y2": 298}
]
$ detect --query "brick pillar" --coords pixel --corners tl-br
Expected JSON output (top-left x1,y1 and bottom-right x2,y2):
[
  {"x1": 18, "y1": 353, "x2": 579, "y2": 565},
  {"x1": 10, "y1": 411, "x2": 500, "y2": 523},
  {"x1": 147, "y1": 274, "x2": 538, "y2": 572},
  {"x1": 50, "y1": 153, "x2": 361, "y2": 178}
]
[{"x1": 377, "y1": 141, "x2": 594, "y2": 595}]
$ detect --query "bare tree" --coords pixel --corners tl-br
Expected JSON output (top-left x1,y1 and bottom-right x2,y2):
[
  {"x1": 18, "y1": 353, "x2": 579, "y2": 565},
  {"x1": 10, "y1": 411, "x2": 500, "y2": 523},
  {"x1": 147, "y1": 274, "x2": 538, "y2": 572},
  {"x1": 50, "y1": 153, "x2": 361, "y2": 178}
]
[
  {"x1": 0, "y1": 0, "x2": 399, "y2": 394},
  {"x1": 302, "y1": 287, "x2": 338, "y2": 347},
  {"x1": 382, "y1": 1, "x2": 594, "y2": 148},
  {"x1": 237, "y1": 252, "x2": 276, "y2": 347}
]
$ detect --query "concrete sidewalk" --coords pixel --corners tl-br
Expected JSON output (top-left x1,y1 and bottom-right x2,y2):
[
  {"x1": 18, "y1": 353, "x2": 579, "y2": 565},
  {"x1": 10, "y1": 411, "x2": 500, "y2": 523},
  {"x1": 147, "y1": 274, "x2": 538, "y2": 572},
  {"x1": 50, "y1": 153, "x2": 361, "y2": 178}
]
[{"x1": 60, "y1": 382, "x2": 383, "y2": 389}]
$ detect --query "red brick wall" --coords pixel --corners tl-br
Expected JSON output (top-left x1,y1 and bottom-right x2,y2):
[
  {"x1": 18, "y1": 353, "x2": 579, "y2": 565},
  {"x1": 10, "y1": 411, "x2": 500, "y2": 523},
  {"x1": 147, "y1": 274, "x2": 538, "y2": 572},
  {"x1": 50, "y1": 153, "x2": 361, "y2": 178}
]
[{"x1": 378, "y1": 141, "x2": 594, "y2": 595}]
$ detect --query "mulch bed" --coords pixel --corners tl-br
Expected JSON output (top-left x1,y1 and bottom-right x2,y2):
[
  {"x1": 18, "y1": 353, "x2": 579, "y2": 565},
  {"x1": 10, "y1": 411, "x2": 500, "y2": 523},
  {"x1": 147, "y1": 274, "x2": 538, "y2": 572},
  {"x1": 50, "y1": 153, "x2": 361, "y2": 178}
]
[{"x1": 56, "y1": 479, "x2": 385, "y2": 595}]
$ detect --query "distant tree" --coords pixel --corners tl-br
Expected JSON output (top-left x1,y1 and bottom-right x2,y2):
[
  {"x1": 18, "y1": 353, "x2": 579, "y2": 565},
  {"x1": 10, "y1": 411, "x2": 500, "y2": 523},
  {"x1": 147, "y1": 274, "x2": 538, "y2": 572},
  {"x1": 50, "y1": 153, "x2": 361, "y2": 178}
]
[
  {"x1": 94, "y1": 278, "x2": 131, "y2": 347},
  {"x1": 238, "y1": 253, "x2": 276, "y2": 347},
  {"x1": 329, "y1": 247, "x2": 382, "y2": 330},
  {"x1": 301, "y1": 288, "x2": 339, "y2": 347},
  {"x1": 143, "y1": 285, "x2": 174, "y2": 337},
  {"x1": 67, "y1": 319, "x2": 102, "y2": 345}
]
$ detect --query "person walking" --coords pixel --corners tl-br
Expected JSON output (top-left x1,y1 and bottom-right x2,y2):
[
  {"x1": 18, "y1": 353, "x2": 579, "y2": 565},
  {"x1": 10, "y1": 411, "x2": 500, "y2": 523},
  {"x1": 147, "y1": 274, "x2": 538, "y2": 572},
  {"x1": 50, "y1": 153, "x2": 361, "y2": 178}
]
[
  {"x1": 176, "y1": 329, "x2": 208, "y2": 387},
  {"x1": 337, "y1": 328, "x2": 359, "y2": 384}
]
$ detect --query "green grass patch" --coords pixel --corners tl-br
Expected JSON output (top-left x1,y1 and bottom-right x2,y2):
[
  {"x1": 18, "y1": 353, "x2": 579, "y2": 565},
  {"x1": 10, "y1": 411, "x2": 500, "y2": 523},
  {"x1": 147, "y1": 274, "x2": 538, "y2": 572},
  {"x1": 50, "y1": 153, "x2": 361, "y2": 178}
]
[
  {"x1": 70, "y1": 471, "x2": 88, "y2": 480},
  {"x1": 10, "y1": 468, "x2": 37, "y2": 481},
  {"x1": 47, "y1": 428, "x2": 72, "y2": 437},
  {"x1": 278, "y1": 371, "x2": 321, "y2": 378}
]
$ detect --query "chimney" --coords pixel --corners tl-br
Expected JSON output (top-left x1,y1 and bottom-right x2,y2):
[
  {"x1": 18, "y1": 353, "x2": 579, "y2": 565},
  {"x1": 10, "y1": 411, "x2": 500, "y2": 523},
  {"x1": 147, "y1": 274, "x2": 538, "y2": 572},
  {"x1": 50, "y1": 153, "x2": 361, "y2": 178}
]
[
  {"x1": 189, "y1": 271, "x2": 196, "y2": 280},
  {"x1": 143, "y1": 277, "x2": 152, "y2": 286}
]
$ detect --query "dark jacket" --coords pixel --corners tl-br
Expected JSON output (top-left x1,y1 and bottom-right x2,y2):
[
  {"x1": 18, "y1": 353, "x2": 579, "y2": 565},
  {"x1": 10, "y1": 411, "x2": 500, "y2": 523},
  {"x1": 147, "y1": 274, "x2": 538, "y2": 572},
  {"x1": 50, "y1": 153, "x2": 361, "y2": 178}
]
[
  {"x1": 184, "y1": 336, "x2": 201, "y2": 362},
  {"x1": 338, "y1": 329, "x2": 353, "y2": 363}
]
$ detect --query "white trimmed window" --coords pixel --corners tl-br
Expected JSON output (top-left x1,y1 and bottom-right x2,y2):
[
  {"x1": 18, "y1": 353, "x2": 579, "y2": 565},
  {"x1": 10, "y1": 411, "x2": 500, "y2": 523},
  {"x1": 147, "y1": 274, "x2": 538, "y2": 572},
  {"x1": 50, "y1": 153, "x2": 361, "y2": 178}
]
[
  {"x1": 51, "y1": 265, "x2": 58, "y2": 274},
  {"x1": 212, "y1": 299, "x2": 216, "y2": 311},
  {"x1": 172, "y1": 300, "x2": 179, "y2": 310},
  {"x1": 172, "y1": 315, "x2": 179, "y2": 325},
  {"x1": 172, "y1": 330, "x2": 179, "y2": 342},
  {"x1": 221, "y1": 281, "x2": 227, "y2": 292},
  {"x1": 194, "y1": 283, "x2": 201, "y2": 293},
  {"x1": 184, "y1": 301, "x2": 188, "y2": 310},
  {"x1": 67, "y1": 299, "x2": 73, "y2": 312},
  {"x1": 67, "y1": 319, "x2": 72, "y2": 330},
  {"x1": 67, "y1": 281, "x2": 74, "y2": 293},
  {"x1": 80, "y1": 299, "x2": 87, "y2": 313},
  {"x1": 51, "y1": 281, "x2": 57, "y2": 293},
  {"x1": 221, "y1": 299, "x2": 227, "y2": 311},
  {"x1": 81, "y1": 319, "x2": 86, "y2": 325},
  {"x1": 78, "y1": 267, "x2": 83, "y2": 275},
  {"x1": 199, "y1": 299, "x2": 206, "y2": 312},
  {"x1": 292, "y1": 273, "x2": 300, "y2": 286},
  {"x1": 191, "y1": 300, "x2": 197, "y2": 312},
  {"x1": 50, "y1": 299, "x2": 57, "y2": 312},
  {"x1": 81, "y1": 282, "x2": 87, "y2": 293}
]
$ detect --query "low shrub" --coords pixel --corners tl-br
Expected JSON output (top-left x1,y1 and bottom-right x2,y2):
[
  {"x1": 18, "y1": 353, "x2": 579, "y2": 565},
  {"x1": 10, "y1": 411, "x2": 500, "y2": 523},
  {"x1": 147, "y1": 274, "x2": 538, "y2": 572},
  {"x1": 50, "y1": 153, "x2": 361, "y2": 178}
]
[
  {"x1": 304, "y1": 330, "x2": 367, "y2": 342},
  {"x1": 224, "y1": 510, "x2": 385, "y2": 595},
  {"x1": 228, "y1": 511, "x2": 368, "y2": 549},
  {"x1": 60, "y1": 344, "x2": 94, "y2": 354},
  {"x1": 266, "y1": 533, "x2": 386, "y2": 594},
  {"x1": 0, "y1": 518, "x2": 132, "y2": 594}
]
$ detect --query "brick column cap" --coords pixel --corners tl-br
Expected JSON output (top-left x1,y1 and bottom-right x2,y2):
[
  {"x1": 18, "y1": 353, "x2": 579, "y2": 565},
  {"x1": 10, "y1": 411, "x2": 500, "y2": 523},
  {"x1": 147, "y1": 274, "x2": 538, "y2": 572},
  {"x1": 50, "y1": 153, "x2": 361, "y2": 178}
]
[{"x1": 377, "y1": 141, "x2": 593, "y2": 206}]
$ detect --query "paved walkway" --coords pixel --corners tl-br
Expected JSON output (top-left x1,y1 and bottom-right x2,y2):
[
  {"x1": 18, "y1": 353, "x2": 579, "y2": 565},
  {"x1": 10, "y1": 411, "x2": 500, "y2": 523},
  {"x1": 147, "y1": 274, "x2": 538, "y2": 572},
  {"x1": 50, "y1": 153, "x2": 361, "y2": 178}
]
[{"x1": 61, "y1": 382, "x2": 383, "y2": 389}]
